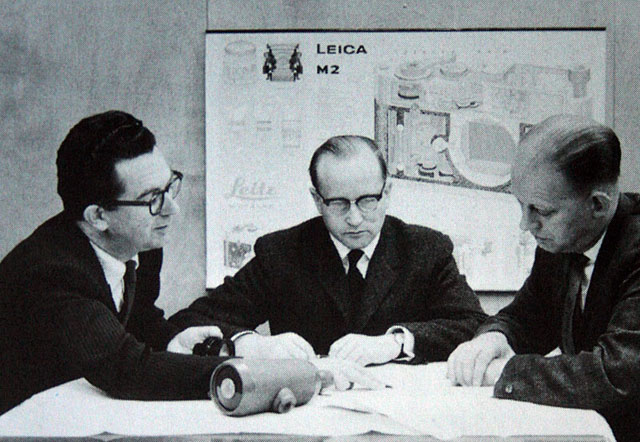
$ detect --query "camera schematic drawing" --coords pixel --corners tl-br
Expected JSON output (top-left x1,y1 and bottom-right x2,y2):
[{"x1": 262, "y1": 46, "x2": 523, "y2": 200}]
[{"x1": 374, "y1": 55, "x2": 593, "y2": 193}]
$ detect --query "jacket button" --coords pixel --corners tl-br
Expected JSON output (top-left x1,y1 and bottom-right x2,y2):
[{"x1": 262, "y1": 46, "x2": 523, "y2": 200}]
[{"x1": 505, "y1": 384, "x2": 513, "y2": 394}]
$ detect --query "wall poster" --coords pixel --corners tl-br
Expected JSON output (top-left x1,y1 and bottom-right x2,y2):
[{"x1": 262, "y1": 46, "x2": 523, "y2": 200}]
[{"x1": 205, "y1": 29, "x2": 607, "y2": 290}]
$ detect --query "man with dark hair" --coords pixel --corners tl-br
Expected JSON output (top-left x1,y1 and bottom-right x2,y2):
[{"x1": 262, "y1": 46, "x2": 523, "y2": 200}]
[
  {"x1": 0, "y1": 112, "x2": 377, "y2": 414},
  {"x1": 446, "y1": 115, "x2": 640, "y2": 442},
  {"x1": 0, "y1": 111, "x2": 227, "y2": 413},
  {"x1": 171, "y1": 135, "x2": 486, "y2": 366}
]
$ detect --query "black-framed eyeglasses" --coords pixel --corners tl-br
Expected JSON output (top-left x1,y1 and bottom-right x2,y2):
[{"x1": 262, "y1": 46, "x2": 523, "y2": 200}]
[
  {"x1": 104, "y1": 170, "x2": 183, "y2": 216},
  {"x1": 315, "y1": 181, "x2": 386, "y2": 215}
]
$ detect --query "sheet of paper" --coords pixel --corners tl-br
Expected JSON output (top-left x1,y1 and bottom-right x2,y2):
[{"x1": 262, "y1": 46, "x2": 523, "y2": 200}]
[{"x1": 325, "y1": 363, "x2": 615, "y2": 440}]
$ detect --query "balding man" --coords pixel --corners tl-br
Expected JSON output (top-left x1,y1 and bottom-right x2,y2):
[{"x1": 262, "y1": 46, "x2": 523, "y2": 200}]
[
  {"x1": 447, "y1": 115, "x2": 640, "y2": 442},
  {"x1": 172, "y1": 135, "x2": 485, "y2": 367}
]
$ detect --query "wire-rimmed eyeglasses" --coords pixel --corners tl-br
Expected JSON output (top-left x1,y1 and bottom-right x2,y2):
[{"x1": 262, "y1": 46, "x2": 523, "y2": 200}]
[{"x1": 104, "y1": 170, "x2": 183, "y2": 216}]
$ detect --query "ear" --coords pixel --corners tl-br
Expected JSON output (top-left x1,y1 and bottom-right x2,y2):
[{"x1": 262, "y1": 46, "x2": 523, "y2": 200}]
[
  {"x1": 309, "y1": 187, "x2": 323, "y2": 214},
  {"x1": 589, "y1": 191, "x2": 612, "y2": 219},
  {"x1": 82, "y1": 204, "x2": 110, "y2": 232}
]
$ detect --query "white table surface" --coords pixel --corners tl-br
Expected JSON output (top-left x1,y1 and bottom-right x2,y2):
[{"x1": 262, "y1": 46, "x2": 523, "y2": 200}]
[{"x1": 0, "y1": 362, "x2": 614, "y2": 440}]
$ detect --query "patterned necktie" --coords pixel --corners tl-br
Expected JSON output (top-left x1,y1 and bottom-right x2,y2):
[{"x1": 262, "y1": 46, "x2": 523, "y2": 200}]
[
  {"x1": 569, "y1": 253, "x2": 589, "y2": 348},
  {"x1": 118, "y1": 260, "x2": 137, "y2": 322},
  {"x1": 347, "y1": 249, "x2": 365, "y2": 324}
]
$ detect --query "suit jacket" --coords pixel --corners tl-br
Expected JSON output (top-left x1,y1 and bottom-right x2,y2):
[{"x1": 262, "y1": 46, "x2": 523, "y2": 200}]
[
  {"x1": 477, "y1": 193, "x2": 640, "y2": 442},
  {"x1": 0, "y1": 213, "x2": 225, "y2": 414},
  {"x1": 171, "y1": 216, "x2": 486, "y2": 361}
]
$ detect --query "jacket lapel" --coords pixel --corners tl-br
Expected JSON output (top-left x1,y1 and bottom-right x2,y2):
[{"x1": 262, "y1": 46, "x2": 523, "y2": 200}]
[
  {"x1": 352, "y1": 220, "x2": 401, "y2": 331},
  {"x1": 562, "y1": 194, "x2": 636, "y2": 352},
  {"x1": 578, "y1": 194, "x2": 633, "y2": 347},
  {"x1": 303, "y1": 219, "x2": 351, "y2": 321},
  {"x1": 60, "y1": 214, "x2": 125, "y2": 316}
]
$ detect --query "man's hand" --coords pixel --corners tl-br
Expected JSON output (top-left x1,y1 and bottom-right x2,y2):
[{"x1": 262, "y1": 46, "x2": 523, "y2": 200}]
[
  {"x1": 234, "y1": 332, "x2": 316, "y2": 360},
  {"x1": 446, "y1": 332, "x2": 515, "y2": 386},
  {"x1": 328, "y1": 333, "x2": 400, "y2": 366},
  {"x1": 167, "y1": 326, "x2": 223, "y2": 354},
  {"x1": 310, "y1": 357, "x2": 386, "y2": 391}
]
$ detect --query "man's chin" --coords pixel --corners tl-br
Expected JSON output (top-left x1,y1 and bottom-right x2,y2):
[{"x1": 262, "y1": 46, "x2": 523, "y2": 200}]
[
  {"x1": 536, "y1": 239, "x2": 560, "y2": 254},
  {"x1": 339, "y1": 234, "x2": 372, "y2": 250}
]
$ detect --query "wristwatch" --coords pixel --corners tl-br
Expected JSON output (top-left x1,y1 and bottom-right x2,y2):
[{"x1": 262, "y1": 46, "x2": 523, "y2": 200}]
[{"x1": 392, "y1": 331, "x2": 406, "y2": 358}]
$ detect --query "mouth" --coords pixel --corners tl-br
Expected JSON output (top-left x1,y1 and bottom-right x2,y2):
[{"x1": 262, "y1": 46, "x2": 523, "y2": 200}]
[
  {"x1": 155, "y1": 225, "x2": 169, "y2": 231},
  {"x1": 344, "y1": 231, "x2": 367, "y2": 237}
]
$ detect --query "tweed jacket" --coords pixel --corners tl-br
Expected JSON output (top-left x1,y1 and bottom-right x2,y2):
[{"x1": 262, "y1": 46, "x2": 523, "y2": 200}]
[
  {"x1": 171, "y1": 215, "x2": 486, "y2": 361},
  {"x1": 477, "y1": 193, "x2": 640, "y2": 442},
  {"x1": 0, "y1": 213, "x2": 225, "y2": 414}
]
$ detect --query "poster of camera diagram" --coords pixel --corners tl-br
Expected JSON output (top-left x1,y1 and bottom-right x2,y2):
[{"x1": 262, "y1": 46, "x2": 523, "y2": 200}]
[{"x1": 205, "y1": 29, "x2": 606, "y2": 290}]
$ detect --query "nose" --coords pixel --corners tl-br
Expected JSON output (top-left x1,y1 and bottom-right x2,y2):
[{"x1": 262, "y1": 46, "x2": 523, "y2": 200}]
[
  {"x1": 519, "y1": 206, "x2": 538, "y2": 233},
  {"x1": 161, "y1": 193, "x2": 180, "y2": 216},
  {"x1": 344, "y1": 202, "x2": 364, "y2": 226}
]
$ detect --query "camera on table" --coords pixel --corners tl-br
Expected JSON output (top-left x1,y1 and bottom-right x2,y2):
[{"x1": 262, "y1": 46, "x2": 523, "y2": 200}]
[{"x1": 193, "y1": 336, "x2": 235, "y2": 357}]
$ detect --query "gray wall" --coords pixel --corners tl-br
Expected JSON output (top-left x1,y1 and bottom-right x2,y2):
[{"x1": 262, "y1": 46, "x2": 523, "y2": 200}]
[
  {"x1": 0, "y1": 0, "x2": 208, "y2": 314},
  {"x1": 1, "y1": 0, "x2": 639, "y2": 316}
]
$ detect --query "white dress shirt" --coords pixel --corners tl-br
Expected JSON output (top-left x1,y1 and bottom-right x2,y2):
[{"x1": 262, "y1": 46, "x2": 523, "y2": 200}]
[{"x1": 89, "y1": 242, "x2": 138, "y2": 313}]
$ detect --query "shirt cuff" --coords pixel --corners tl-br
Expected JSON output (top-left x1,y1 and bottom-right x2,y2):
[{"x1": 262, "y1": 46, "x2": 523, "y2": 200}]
[
  {"x1": 386, "y1": 326, "x2": 415, "y2": 362},
  {"x1": 230, "y1": 330, "x2": 257, "y2": 342}
]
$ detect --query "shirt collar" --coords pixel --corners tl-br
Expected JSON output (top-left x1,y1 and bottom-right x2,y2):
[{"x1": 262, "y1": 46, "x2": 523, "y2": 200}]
[
  {"x1": 89, "y1": 241, "x2": 139, "y2": 287},
  {"x1": 583, "y1": 230, "x2": 605, "y2": 265},
  {"x1": 329, "y1": 232, "x2": 381, "y2": 262}
]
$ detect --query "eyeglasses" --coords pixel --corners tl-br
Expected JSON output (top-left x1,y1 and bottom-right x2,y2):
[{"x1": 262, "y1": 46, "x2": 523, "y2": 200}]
[
  {"x1": 104, "y1": 170, "x2": 183, "y2": 216},
  {"x1": 315, "y1": 181, "x2": 386, "y2": 215}
]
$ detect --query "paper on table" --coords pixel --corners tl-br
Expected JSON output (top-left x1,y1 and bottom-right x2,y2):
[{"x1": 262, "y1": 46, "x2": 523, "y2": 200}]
[
  {"x1": 329, "y1": 363, "x2": 615, "y2": 441},
  {"x1": 0, "y1": 378, "x2": 412, "y2": 437},
  {"x1": 0, "y1": 363, "x2": 614, "y2": 440}
]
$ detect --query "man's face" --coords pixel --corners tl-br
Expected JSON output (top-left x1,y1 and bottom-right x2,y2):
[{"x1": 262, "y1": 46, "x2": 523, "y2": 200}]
[
  {"x1": 311, "y1": 150, "x2": 390, "y2": 250},
  {"x1": 103, "y1": 148, "x2": 179, "y2": 259},
  {"x1": 511, "y1": 162, "x2": 597, "y2": 254}
]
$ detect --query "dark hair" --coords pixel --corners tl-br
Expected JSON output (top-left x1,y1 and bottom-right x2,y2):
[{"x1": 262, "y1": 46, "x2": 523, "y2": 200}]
[
  {"x1": 56, "y1": 110, "x2": 156, "y2": 219},
  {"x1": 521, "y1": 115, "x2": 621, "y2": 194},
  {"x1": 308, "y1": 135, "x2": 388, "y2": 191}
]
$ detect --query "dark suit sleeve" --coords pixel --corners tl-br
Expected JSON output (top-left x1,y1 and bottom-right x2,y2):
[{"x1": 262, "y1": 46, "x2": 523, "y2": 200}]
[
  {"x1": 395, "y1": 235, "x2": 487, "y2": 363},
  {"x1": 482, "y1": 252, "x2": 640, "y2": 413},
  {"x1": 29, "y1": 287, "x2": 225, "y2": 401},
  {"x1": 170, "y1": 237, "x2": 273, "y2": 339},
  {"x1": 495, "y1": 273, "x2": 640, "y2": 411},
  {"x1": 476, "y1": 248, "x2": 562, "y2": 355},
  {"x1": 20, "y1": 249, "x2": 227, "y2": 402}
]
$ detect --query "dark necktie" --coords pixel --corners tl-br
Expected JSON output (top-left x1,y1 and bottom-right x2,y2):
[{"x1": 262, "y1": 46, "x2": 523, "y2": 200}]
[
  {"x1": 118, "y1": 260, "x2": 137, "y2": 323},
  {"x1": 347, "y1": 249, "x2": 365, "y2": 324},
  {"x1": 569, "y1": 253, "x2": 589, "y2": 348}
]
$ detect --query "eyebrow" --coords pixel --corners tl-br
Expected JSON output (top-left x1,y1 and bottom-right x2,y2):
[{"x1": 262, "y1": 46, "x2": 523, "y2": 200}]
[
  {"x1": 135, "y1": 174, "x2": 174, "y2": 200},
  {"x1": 135, "y1": 187, "x2": 163, "y2": 200}
]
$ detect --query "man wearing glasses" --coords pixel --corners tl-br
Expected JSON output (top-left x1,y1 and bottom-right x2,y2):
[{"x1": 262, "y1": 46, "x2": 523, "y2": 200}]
[
  {"x1": 172, "y1": 135, "x2": 486, "y2": 366},
  {"x1": 0, "y1": 110, "x2": 231, "y2": 413}
]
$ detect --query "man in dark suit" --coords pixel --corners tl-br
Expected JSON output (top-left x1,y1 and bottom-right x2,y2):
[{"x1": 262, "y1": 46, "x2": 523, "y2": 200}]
[
  {"x1": 0, "y1": 111, "x2": 229, "y2": 413},
  {"x1": 171, "y1": 135, "x2": 486, "y2": 366},
  {"x1": 0, "y1": 112, "x2": 377, "y2": 414},
  {"x1": 446, "y1": 115, "x2": 640, "y2": 442}
]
